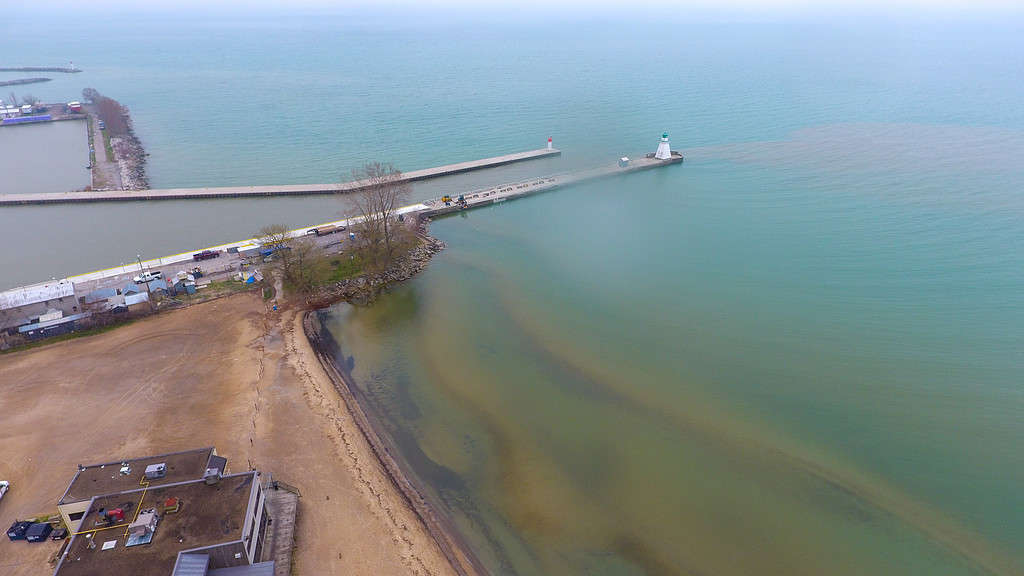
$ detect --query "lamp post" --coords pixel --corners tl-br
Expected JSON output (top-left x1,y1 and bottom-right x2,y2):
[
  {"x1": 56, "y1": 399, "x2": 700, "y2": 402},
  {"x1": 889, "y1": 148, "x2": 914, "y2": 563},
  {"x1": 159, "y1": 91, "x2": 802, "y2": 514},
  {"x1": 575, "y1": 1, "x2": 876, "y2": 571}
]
[{"x1": 138, "y1": 254, "x2": 152, "y2": 297}]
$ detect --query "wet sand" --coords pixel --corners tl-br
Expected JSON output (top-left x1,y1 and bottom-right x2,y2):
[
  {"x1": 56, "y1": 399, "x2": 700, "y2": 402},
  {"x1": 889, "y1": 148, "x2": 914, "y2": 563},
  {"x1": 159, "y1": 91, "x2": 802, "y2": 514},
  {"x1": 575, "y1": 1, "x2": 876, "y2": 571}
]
[{"x1": 0, "y1": 293, "x2": 457, "y2": 576}]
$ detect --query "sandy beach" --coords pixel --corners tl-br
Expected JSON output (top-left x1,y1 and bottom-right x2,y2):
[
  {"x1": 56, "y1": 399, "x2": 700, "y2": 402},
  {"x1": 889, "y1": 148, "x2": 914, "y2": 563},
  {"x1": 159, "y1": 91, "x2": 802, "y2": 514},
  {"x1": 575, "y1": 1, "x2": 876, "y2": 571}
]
[{"x1": 0, "y1": 292, "x2": 458, "y2": 576}]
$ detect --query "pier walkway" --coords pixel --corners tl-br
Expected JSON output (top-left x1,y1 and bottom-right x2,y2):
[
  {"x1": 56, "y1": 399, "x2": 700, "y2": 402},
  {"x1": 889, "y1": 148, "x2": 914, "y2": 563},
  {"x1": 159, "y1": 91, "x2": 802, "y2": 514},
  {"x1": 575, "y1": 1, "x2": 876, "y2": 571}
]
[
  {"x1": 0, "y1": 147, "x2": 561, "y2": 206},
  {"x1": 420, "y1": 152, "x2": 683, "y2": 217}
]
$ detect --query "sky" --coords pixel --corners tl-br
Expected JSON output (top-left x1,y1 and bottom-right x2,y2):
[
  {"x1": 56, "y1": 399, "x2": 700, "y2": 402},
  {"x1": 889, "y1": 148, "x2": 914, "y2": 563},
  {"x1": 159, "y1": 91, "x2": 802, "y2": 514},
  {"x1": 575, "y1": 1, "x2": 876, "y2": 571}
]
[{"x1": 12, "y1": 0, "x2": 1024, "y2": 11}]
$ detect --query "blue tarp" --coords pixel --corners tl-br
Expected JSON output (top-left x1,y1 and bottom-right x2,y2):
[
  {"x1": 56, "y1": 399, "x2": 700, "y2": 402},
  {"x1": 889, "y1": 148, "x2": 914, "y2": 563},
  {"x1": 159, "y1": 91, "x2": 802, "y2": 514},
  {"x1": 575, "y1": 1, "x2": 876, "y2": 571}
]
[{"x1": 2, "y1": 115, "x2": 52, "y2": 125}]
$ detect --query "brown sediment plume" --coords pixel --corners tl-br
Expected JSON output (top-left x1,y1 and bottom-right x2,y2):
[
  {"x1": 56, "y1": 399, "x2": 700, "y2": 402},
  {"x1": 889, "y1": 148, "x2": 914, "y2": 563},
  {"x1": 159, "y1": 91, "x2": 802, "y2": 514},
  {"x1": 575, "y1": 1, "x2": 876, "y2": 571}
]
[
  {"x1": 487, "y1": 271, "x2": 1022, "y2": 576},
  {"x1": 303, "y1": 311, "x2": 487, "y2": 576}
]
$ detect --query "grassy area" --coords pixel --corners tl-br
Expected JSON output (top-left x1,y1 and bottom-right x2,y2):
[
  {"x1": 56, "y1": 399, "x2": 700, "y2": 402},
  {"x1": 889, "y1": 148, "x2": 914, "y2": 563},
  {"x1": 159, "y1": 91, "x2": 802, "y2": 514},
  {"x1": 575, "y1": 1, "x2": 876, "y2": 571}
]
[
  {"x1": 101, "y1": 129, "x2": 114, "y2": 162},
  {"x1": 280, "y1": 252, "x2": 365, "y2": 295},
  {"x1": 319, "y1": 254, "x2": 364, "y2": 284}
]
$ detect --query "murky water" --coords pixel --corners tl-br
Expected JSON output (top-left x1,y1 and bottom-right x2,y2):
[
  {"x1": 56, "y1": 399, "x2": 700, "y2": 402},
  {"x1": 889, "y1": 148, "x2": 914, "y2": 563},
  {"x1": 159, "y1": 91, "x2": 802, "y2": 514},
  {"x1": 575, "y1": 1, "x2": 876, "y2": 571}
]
[
  {"x1": 0, "y1": 119, "x2": 89, "y2": 195},
  {"x1": 321, "y1": 153, "x2": 1024, "y2": 574}
]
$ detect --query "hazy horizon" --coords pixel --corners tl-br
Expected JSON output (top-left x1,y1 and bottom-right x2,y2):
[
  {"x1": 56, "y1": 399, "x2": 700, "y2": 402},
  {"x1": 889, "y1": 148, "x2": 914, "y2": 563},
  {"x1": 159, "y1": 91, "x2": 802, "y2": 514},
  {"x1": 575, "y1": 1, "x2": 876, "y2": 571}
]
[{"x1": 5, "y1": 0, "x2": 1024, "y2": 21}]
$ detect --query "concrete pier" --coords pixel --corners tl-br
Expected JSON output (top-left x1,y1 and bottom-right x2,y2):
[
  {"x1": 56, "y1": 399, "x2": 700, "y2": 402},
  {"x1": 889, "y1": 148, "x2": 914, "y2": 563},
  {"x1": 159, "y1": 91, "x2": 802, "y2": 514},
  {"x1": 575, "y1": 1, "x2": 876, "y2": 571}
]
[
  {"x1": 420, "y1": 152, "x2": 683, "y2": 217},
  {"x1": 0, "y1": 147, "x2": 561, "y2": 206}
]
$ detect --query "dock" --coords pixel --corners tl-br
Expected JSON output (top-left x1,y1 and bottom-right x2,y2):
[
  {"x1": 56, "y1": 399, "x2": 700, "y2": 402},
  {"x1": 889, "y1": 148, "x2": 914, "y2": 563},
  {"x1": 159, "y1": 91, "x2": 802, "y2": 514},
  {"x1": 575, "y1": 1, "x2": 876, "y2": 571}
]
[{"x1": 0, "y1": 147, "x2": 561, "y2": 206}]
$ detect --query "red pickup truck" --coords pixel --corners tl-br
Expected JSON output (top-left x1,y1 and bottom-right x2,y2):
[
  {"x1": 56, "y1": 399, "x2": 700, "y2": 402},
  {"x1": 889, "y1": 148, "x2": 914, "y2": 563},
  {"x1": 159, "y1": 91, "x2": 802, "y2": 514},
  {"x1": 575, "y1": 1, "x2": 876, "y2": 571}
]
[{"x1": 192, "y1": 249, "x2": 221, "y2": 261}]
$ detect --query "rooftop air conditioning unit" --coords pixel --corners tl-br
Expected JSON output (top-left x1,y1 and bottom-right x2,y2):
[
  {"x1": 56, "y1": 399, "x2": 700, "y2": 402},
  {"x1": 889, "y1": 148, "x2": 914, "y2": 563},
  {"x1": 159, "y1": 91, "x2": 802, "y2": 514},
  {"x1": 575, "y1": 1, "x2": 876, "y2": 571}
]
[
  {"x1": 144, "y1": 463, "x2": 166, "y2": 480},
  {"x1": 203, "y1": 467, "x2": 221, "y2": 485}
]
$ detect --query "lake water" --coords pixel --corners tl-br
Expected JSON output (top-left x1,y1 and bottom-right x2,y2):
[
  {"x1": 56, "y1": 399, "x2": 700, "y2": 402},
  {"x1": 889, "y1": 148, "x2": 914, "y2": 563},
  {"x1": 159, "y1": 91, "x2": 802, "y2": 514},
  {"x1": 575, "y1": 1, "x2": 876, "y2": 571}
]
[
  {"x1": 0, "y1": 119, "x2": 89, "y2": 195},
  {"x1": 3, "y1": 8, "x2": 1024, "y2": 575}
]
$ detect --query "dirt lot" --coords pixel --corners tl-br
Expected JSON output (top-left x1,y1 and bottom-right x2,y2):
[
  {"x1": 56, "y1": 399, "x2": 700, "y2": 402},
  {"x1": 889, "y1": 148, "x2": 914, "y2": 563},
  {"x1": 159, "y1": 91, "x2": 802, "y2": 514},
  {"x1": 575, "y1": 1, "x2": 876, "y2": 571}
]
[{"x1": 0, "y1": 293, "x2": 455, "y2": 576}]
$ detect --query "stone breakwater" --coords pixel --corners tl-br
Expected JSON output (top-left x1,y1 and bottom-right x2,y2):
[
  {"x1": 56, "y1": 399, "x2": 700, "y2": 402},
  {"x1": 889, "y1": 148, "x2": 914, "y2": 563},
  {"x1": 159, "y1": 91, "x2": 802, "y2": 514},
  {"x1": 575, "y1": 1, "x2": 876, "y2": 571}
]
[
  {"x1": 113, "y1": 109, "x2": 149, "y2": 190},
  {"x1": 305, "y1": 224, "x2": 445, "y2": 308},
  {"x1": 0, "y1": 77, "x2": 51, "y2": 87},
  {"x1": 0, "y1": 66, "x2": 80, "y2": 73}
]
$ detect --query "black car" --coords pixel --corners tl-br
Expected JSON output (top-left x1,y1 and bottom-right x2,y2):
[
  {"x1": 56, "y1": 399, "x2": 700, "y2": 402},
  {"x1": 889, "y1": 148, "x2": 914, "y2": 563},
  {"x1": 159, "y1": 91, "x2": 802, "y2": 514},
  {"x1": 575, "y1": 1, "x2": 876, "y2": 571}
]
[
  {"x1": 25, "y1": 522, "x2": 53, "y2": 542},
  {"x1": 51, "y1": 527, "x2": 68, "y2": 540},
  {"x1": 7, "y1": 520, "x2": 31, "y2": 541}
]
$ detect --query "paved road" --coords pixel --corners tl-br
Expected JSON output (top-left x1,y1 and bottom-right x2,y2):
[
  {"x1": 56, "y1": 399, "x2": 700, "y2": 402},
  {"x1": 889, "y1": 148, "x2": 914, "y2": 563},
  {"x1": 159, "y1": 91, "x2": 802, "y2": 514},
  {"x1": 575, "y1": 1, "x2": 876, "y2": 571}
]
[{"x1": 83, "y1": 105, "x2": 121, "y2": 191}]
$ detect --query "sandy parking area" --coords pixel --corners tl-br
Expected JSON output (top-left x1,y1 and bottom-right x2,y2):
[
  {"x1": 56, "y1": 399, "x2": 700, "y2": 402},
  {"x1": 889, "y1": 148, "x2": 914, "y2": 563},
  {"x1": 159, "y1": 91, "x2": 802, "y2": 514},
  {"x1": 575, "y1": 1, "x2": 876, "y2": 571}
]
[{"x1": 0, "y1": 293, "x2": 455, "y2": 576}]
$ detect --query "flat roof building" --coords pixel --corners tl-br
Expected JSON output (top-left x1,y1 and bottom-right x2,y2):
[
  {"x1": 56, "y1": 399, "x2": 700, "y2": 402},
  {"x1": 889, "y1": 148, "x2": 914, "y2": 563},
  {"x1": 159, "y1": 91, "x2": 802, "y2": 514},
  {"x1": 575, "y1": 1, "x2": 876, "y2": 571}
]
[
  {"x1": 0, "y1": 279, "x2": 78, "y2": 332},
  {"x1": 53, "y1": 449, "x2": 272, "y2": 576},
  {"x1": 57, "y1": 447, "x2": 226, "y2": 531}
]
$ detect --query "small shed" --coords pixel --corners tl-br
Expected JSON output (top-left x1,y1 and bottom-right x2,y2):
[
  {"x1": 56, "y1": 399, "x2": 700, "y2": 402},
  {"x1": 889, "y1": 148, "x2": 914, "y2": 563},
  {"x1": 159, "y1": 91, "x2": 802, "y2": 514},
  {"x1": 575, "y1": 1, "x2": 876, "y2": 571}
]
[
  {"x1": 618, "y1": 157, "x2": 630, "y2": 168},
  {"x1": 172, "y1": 280, "x2": 196, "y2": 295},
  {"x1": 125, "y1": 292, "x2": 150, "y2": 312},
  {"x1": 147, "y1": 278, "x2": 169, "y2": 294},
  {"x1": 83, "y1": 287, "x2": 118, "y2": 305}
]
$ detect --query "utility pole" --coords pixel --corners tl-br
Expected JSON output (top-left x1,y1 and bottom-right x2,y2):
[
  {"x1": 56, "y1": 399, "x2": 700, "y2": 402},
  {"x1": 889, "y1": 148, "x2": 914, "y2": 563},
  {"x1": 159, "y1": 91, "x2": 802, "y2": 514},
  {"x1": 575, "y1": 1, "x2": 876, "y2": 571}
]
[{"x1": 138, "y1": 254, "x2": 152, "y2": 298}]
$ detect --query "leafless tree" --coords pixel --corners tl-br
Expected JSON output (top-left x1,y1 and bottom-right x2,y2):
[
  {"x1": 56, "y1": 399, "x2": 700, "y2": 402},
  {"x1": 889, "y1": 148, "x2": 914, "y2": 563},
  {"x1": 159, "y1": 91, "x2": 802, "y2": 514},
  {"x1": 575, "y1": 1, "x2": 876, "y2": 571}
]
[
  {"x1": 256, "y1": 224, "x2": 319, "y2": 293},
  {"x1": 351, "y1": 162, "x2": 410, "y2": 269},
  {"x1": 257, "y1": 223, "x2": 291, "y2": 249},
  {"x1": 82, "y1": 88, "x2": 101, "y2": 103}
]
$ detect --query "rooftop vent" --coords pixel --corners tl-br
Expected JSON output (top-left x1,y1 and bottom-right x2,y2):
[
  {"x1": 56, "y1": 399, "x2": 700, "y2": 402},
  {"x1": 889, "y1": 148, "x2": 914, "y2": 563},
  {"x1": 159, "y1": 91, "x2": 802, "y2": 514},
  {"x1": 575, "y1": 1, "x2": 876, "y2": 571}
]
[
  {"x1": 203, "y1": 467, "x2": 221, "y2": 485},
  {"x1": 144, "y1": 463, "x2": 167, "y2": 480}
]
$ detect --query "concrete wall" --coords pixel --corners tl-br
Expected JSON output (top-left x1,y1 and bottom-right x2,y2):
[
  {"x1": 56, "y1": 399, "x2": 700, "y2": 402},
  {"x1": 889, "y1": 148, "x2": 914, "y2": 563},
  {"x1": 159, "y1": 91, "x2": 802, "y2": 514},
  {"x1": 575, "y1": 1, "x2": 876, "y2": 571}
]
[
  {"x1": 243, "y1": 480, "x2": 266, "y2": 563},
  {"x1": 205, "y1": 541, "x2": 249, "y2": 569},
  {"x1": 57, "y1": 500, "x2": 91, "y2": 532}
]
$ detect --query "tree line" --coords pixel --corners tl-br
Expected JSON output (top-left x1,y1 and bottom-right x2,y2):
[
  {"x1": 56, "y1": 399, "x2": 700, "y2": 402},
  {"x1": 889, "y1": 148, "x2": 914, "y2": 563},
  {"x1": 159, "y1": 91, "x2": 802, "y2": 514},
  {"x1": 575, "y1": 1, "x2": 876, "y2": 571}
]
[{"x1": 82, "y1": 88, "x2": 129, "y2": 135}]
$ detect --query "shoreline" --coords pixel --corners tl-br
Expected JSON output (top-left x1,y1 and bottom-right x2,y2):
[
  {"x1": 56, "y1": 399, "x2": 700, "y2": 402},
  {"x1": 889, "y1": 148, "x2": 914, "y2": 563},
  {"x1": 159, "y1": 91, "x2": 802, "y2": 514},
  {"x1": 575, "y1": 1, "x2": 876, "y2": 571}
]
[{"x1": 303, "y1": 305, "x2": 487, "y2": 576}]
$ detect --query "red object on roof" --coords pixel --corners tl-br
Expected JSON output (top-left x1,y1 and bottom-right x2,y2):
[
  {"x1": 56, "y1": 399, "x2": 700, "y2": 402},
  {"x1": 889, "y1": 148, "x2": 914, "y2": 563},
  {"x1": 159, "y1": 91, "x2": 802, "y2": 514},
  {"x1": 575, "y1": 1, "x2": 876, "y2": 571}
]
[
  {"x1": 106, "y1": 508, "x2": 125, "y2": 521},
  {"x1": 164, "y1": 497, "x2": 178, "y2": 507}
]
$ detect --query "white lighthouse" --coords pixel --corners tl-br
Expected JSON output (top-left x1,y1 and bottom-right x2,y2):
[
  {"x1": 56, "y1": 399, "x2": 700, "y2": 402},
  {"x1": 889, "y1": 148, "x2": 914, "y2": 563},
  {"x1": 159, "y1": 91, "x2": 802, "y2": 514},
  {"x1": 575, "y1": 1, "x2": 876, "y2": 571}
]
[
  {"x1": 654, "y1": 132, "x2": 672, "y2": 160},
  {"x1": 547, "y1": 137, "x2": 553, "y2": 150}
]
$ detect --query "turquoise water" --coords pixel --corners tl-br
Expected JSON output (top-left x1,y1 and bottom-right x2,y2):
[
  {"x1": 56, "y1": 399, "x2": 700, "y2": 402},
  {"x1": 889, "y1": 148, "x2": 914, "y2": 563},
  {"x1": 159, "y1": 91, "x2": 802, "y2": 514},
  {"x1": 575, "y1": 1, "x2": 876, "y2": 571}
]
[{"x1": 4, "y1": 9, "x2": 1024, "y2": 574}]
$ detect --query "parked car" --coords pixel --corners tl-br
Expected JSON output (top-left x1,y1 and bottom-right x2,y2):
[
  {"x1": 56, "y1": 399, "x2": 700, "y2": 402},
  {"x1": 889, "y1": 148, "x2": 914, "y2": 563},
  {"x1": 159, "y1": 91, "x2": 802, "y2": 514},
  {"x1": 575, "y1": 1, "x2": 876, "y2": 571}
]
[
  {"x1": 7, "y1": 520, "x2": 31, "y2": 541},
  {"x1": 192, "y1": 249, "x2": 221, "y2": 261},
  {"x1": 51, "y1": 528, "x2": 68, "y2": 541},
  {"x1": 133, "y1": 270, "x2": 163, "y2": 284}
]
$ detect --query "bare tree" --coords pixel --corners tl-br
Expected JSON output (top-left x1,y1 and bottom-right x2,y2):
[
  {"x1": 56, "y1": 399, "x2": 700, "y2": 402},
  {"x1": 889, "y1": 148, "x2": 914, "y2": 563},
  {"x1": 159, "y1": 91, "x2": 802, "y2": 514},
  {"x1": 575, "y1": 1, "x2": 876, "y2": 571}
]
[
  {"x1": 256, "y1": 224, "x2": 319, "y2": 293},
  {"x1": 82, "y1": 88, "x2": 101, "y2": 103},
  {"x1": 351, "y1": 162, "x2": 410, "y2": 268},
  {"x1": 258, "y1": 223, "x2": 291, "y2": 249}
]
